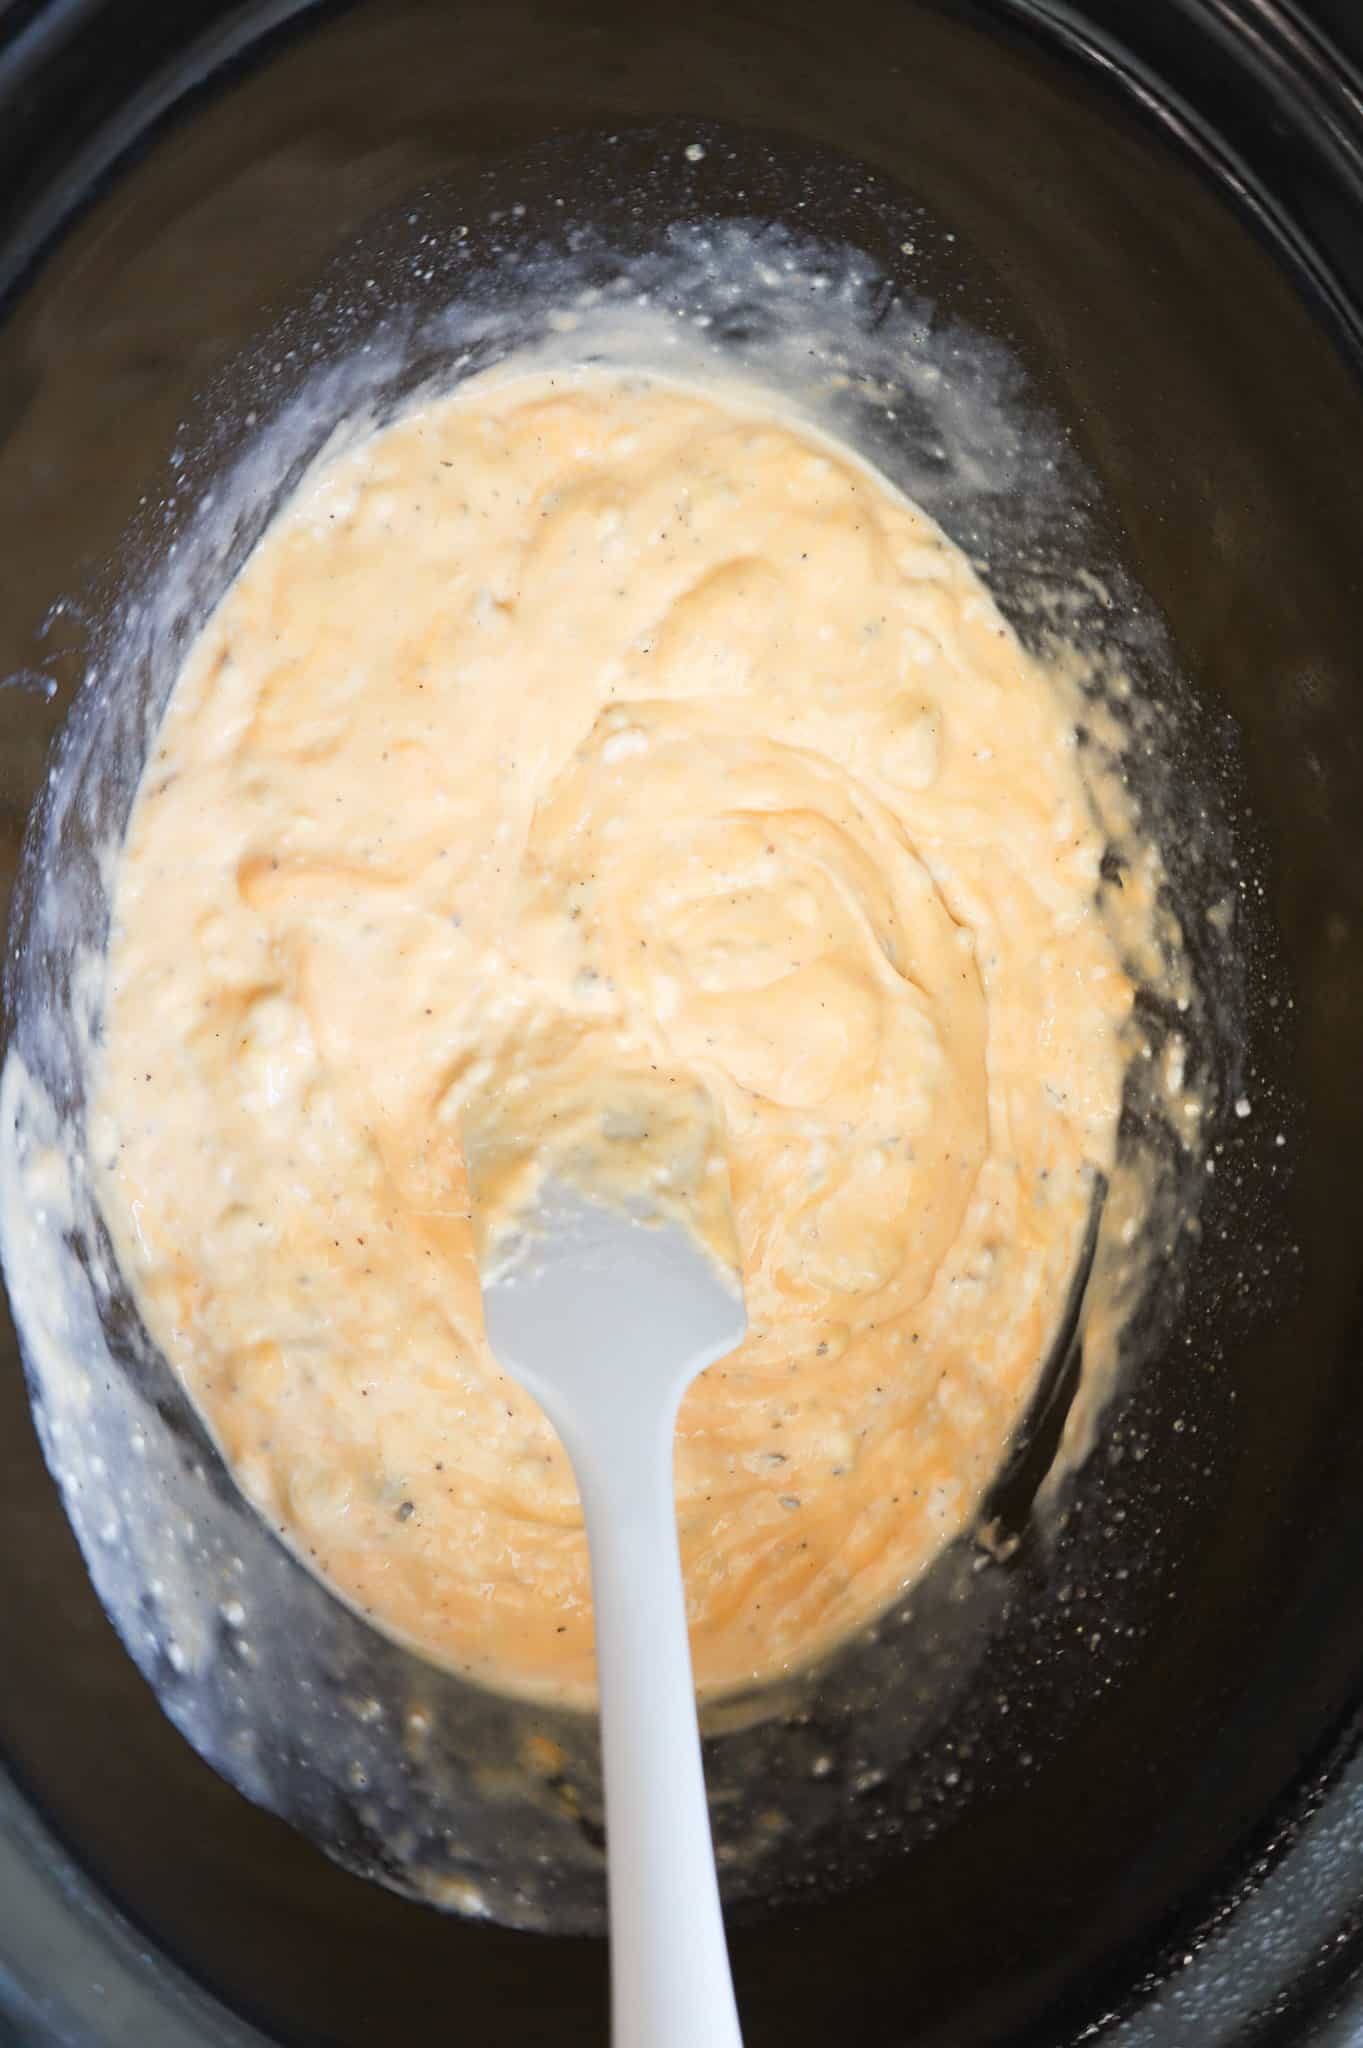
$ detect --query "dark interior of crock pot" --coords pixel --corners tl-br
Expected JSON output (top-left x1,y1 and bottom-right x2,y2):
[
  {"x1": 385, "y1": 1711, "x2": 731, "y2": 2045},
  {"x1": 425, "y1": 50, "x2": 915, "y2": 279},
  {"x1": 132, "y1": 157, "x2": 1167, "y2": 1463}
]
[{"x1": 2, "y1": 3, "x2": 1363, "y2": 2044}]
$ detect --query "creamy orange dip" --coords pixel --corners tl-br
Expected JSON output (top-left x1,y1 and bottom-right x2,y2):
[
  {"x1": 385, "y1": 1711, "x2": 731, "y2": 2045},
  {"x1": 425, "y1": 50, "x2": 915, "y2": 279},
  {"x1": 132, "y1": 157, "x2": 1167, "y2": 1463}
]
[{"x1": 91, "y1": 368, "x2": 1132, "y2": 1706}]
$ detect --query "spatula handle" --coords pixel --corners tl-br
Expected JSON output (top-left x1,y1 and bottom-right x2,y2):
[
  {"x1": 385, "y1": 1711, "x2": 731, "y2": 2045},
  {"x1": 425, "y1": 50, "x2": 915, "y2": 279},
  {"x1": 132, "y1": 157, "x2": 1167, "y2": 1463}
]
[{"x1": 568, "y1": 1400, "x2": 744, "y2": 2048}]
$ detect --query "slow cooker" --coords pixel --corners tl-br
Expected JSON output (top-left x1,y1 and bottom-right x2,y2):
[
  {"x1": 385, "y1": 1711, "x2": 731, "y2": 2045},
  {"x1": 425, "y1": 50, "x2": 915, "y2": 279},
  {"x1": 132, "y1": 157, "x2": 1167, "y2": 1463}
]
[{"x1": 4, "y1": 2, "x2": 1363, "y2": 2042}]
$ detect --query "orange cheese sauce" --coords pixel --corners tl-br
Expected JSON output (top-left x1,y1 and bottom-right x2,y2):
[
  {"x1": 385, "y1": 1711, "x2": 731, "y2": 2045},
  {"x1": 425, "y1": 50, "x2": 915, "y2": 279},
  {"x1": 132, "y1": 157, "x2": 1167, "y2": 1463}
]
[{"x1": 91, "y1": 369, "x2": 1132, "y2": 1705}]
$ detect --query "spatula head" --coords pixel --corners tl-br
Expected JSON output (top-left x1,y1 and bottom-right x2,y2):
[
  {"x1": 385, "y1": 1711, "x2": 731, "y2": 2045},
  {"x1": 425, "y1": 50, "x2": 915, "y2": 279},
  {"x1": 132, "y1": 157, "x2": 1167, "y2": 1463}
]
[{"x1": 478, "y1": 1180, "x2": 746, "y2": 1417}]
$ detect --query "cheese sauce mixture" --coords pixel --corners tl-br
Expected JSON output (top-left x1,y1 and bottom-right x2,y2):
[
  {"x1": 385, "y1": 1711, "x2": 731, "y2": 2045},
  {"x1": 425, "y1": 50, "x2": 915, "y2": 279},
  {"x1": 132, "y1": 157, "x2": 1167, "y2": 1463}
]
[{"x1": 92, "y1": 369, "x2": 1134, "y2": 1706}]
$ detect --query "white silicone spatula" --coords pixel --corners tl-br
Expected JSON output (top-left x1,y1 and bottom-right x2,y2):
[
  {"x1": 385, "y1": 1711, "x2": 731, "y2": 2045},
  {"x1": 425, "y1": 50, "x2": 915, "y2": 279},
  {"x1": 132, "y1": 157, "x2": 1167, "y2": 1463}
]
[{"x1": 476, "y1": 1178, "x2": 747, "y2": 2048}]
